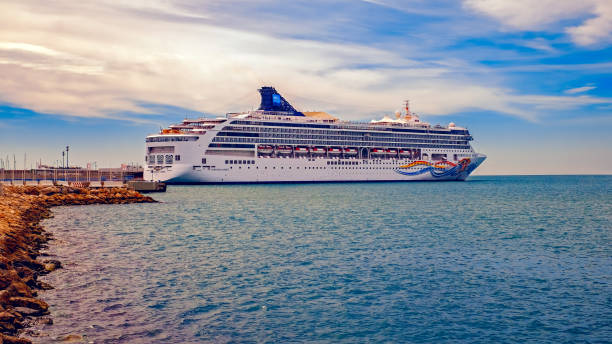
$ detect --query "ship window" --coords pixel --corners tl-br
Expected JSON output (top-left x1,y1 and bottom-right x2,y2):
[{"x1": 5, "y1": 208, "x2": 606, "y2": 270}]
[
  {"x1": 202, "y1": 158, "x2": 206, "y2": 164},
  {"x1": 165, "y1": 155, "x2": 173, "y2": 164},
  {"x1": 225, "y1": 160, "x2": 228, "y2": 164},
  {"x1": 156, "y1": 155, "x2": 164, "y2": 164},
  {"x1": 175, "y1": 155, "x2": 181, "y2": 161}
]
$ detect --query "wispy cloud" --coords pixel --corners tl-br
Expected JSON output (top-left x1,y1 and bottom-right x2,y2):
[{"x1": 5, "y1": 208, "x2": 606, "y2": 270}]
[
  {"x1": 564, "y1": 86, "x2": 597, "y2": 94},
  {"x1": 360, "y1": 0, "x2": 457, "y2": 17},
  {"x1": 495, "y1": 62, "x2": 612, "y2": 72},
  {"x1": 463, "y1": 0, "x2": 612, "y2": 46}
]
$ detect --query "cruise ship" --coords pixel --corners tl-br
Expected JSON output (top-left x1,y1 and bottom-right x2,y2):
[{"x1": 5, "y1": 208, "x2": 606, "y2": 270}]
[{"x1": 144, "y1": 87, "x2": 486, "y2": 183}]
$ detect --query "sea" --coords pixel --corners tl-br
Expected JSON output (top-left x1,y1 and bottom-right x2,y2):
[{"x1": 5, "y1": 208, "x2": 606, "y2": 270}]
[{"x1": 32, "y1": 176, "x2": 611, "y2": 343}]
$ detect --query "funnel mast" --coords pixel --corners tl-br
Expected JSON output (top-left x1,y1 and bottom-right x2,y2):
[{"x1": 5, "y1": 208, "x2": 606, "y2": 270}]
[{"x1": 404, "y1": 100, "x2": 411, "y2": 119}]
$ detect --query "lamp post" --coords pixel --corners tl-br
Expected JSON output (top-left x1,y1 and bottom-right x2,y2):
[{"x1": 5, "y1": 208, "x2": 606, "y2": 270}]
[{"x1": 65, "y1": 146, "x2": 70, "y2": 183}]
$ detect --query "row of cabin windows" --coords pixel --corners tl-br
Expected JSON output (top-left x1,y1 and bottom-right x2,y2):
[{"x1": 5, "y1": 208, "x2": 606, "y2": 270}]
[
  {"x1": 212, "y1": 137, "x2": 469, "y2": 149},
  {"x1": 221, "y1": 126, "x2": 467, "y2": 141},
  {"x1": 146, "y1": 136, "x2": 198, "y2": 142},
  {"x1": 229, "y1": 121, "x2": 469, "y2": 136},
  {"x1": 214, "y1": 135, "x2": 467, "y2": 145},
  {"x1": 225, "y1": 160, "x2": 256, "y2": 165},
  {"x1": 327, "y1": 160, "x2": 358, "y2": 165}
]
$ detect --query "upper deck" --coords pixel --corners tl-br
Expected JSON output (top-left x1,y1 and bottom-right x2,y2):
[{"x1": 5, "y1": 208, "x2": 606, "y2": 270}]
[{"x1": 146, "y1": 87, "x2": 471, "y2": 140}]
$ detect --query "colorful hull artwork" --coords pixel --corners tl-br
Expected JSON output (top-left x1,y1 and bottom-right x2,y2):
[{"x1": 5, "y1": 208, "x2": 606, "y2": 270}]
[{"x1": 395, "y1": 158, "x2": 473, "y2": 178}]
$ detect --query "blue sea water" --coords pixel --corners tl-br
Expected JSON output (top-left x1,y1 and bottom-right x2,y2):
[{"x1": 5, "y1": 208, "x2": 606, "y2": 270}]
[{"x1": 33, "y1": 176, "x2": 611, "y2": 343}]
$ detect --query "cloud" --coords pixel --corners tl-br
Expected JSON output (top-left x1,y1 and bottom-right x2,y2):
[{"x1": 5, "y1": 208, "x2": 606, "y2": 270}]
[
  {"x1": 519, "y1": 38, "x2": 558, "y2": 53},
  {"x1": 566, "y1": 1, "x2": 612, "y2": 46},
  {"x1": 495, "y1": 62, "x2": 612, "y2": 72},
  {"x1": 463, "y1": 0, "x2": 612, "y2": 46},
  {"x1": 564, "y1": 86, "x2": 596, "y2": 94},
  {"x1": 360, "y1": 0, "x2": 457, "y2": 17},
  {"x1": 0, "y1": 0, "x2": 610, "y2": 125}
]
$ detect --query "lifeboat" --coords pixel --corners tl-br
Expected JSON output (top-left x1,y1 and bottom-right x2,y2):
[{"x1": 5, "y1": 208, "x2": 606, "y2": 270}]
[
  {"x1": 344, "y1": 148, "x2": 358, "y2": 155},
  {"x1": 386, "y1": 149, "x2": 398, "y2": 156},
  {"x1": 257, "y1": 145, "x2": 273, "y2": 154},
  {"x1": 370, "y1": 148, "x2": 385, "y2": 155},
  {"x1": 399, "y1": 149, "x2": 411, "y2": 157},
  {"x1": 328, "y1": 147, "x2": 342, "y2": 155},
  {"x1": 294, "y1": 146, "x2": 310, "y2": 154},
  {"x1": 276, "y1": 145, "x2": 292, "y2": 155},
  {"x1": 312, "y1": 147, "x2": 326, "y2": 154}
]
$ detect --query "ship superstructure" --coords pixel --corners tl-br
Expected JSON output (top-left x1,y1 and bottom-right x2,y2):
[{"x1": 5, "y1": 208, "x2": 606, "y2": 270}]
[{"x1": 144, "y1": 87, "x2": 486, "y2": 183}]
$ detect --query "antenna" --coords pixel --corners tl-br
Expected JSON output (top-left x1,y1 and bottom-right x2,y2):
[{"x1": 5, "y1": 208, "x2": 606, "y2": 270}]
[{"x1": 404, "y1": 100, "x2": 412, "y2": 120}]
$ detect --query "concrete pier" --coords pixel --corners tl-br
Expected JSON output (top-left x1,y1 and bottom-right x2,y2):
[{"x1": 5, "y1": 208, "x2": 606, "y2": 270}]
[{"x1": 127, "y1": 180, "x2": 166, "y2": 193}]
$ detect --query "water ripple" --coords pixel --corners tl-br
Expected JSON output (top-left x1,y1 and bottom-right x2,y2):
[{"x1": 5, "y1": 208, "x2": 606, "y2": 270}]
[{"x1": 31, "y1": 176, "x2": 612, "y2": 343}]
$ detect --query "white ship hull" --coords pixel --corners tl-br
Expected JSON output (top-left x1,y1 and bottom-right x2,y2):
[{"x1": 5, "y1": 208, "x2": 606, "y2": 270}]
[{"x1": 145, "y1": 154, "x2": 486, "y2": 184}]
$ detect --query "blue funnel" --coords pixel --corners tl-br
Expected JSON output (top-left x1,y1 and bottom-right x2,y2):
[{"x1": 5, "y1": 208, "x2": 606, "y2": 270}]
[{"x1": 258, "y1": 87, "x2": 304, "y2": 116}]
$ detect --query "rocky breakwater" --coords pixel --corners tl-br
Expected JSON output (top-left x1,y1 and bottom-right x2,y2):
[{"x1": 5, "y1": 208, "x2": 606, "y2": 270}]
[{"x1": 0, "y1": 185, "x2": 156, "y2": 344}]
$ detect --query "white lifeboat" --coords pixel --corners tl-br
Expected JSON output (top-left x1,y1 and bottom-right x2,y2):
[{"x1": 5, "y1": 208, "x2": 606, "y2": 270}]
[
  {"x1": 257, "y1": 145, "x2": 273, "y2": 154},
  {"x1": 399, "y1": 149, "x2": 411, "y2": 157},
  {"x1": 344, "y1": 148, "x2": 358, "y2": 155},
  {"x1": 328, "y1": 147, "x2": 342, "y2": 155},
  {"x1": 312, "y1": 147, "x2": 327, "y2": 154},
  {"x1": 294, "y1": 146, "x2": 310, "y2": 154},
  {"x1": 371, "y1": 148, "x2": 385, "y2": 155},
  {"x1": 276, "y1": 145, "x2": 292, "y2": 155},
  {"x1": 386, "y1": 148, "x2": 398, "y2": 155}
]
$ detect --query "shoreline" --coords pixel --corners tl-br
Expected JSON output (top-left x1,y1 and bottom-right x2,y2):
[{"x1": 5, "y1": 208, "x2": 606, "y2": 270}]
[{"x1": 0, "y1": 185, "x2": 156, "y2": 344}]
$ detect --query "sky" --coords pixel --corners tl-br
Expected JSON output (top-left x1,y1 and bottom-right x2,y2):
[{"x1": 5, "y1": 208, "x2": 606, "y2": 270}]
[{"x1": 0, "y1": 0, "x2": 611, "y2": 174}]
